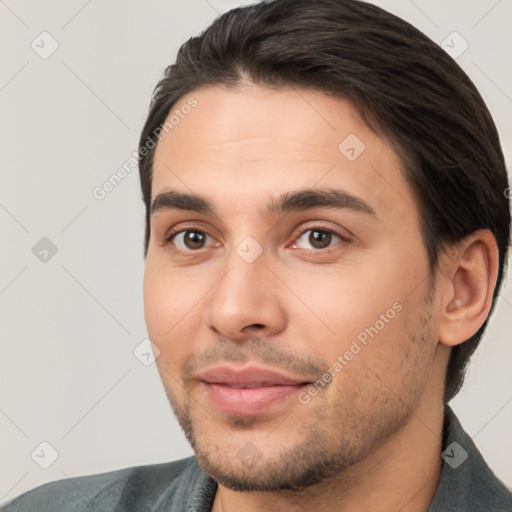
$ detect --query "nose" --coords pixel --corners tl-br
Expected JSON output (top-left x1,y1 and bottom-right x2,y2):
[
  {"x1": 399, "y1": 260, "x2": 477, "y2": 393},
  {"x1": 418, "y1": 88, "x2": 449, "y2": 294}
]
[{"x1": 206, "y1": 243, "x2": 287, "y2": 342}]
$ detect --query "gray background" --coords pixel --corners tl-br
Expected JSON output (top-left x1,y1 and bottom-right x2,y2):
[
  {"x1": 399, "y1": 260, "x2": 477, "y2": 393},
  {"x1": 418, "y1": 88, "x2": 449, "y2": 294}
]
[{"x1": 1, "y1": 0, "x2": 511, "y2": 504}]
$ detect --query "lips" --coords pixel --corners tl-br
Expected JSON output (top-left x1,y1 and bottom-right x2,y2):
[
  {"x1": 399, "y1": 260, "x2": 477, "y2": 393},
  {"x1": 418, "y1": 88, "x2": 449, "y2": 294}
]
[
  {"x1": 198, "y1": 365, "x2": 310, "y2": 387},
  {"x1": 197, "y1": 365, "x2": 312, "y2": 416}
]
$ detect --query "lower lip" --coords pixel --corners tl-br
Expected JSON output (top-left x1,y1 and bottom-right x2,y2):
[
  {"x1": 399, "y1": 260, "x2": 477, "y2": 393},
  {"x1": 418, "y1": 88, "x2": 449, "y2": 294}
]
[{"x1": 201, "y1": 382, "x2": 307, "y2": 415}]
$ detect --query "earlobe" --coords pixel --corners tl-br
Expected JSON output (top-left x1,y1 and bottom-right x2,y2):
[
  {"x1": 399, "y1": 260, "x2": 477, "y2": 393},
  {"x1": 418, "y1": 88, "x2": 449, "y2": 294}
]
[{"x1": 438, "y1": 230, "x2": 499, "y2": 348}]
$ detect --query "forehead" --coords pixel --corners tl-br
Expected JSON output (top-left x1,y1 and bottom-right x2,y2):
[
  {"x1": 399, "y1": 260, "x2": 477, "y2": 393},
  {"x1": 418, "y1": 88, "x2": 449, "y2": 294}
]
[
  {"x1": 154, "y1": 85, "x2": 368, "y2": 166},
  {"x1": 151, "y1": 84, "x2": 417, "y2": 222}
]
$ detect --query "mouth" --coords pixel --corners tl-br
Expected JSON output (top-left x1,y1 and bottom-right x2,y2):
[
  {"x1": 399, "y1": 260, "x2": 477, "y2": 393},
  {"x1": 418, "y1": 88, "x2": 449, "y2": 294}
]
[{"x1": 197, "y1": 365, "x2": 313, "y2": 416}]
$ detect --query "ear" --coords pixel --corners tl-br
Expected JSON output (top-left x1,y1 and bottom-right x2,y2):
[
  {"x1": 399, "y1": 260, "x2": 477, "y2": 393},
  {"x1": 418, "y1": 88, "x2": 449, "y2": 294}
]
[{"x1": 438, "y1": 229, "x2": 499, "y2": 347}]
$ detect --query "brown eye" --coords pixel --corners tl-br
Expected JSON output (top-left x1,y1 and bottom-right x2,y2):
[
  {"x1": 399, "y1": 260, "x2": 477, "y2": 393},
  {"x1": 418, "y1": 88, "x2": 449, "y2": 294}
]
[
  {"x1": 294, "y1": 228, "x2": 345, "y2": 251},
  {"x1": 169, "y1": 230, "x2": 212, "y2": 251},
  {"x1": 308, "y1": 230, "x2": 333, "y2": 249}
]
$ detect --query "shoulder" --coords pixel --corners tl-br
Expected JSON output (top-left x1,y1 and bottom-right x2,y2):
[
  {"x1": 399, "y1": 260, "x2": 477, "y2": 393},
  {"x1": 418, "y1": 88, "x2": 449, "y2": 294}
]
[
  {"x1": 464, "y1": 449, "x2": 512, "y2": 510},
  {"x1": 0, "y1": 456, "x2": 198, "y2": 512},
  {"x1": 429, "y1": 406, "x2": 512, "y2": 511}
]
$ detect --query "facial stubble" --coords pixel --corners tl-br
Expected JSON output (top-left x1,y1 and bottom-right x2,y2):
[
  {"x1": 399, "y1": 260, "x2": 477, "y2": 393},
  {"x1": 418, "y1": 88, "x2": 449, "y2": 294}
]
[{"x1": 162, "y1": 292, "x2": 437, "y2": 493}]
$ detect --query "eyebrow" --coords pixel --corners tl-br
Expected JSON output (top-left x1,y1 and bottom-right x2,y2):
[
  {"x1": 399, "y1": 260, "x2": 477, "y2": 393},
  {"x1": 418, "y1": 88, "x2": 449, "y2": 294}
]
[{"x1": 150, "y1": 188, "x2": 377, "y2": 218}]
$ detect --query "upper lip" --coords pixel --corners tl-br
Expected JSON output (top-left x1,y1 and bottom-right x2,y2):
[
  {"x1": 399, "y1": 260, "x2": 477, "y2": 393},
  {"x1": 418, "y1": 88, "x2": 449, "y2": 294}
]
[{"x1": 197, "y1": 365, "x2": 312, "y2": 387}]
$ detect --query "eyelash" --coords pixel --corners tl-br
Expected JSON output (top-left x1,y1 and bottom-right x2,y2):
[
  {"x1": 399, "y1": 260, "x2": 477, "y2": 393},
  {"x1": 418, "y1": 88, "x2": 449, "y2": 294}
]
[
  {"x1": 291, "y1": 224, "x2": 352, "y2": 253},
  {"x1": 164, "y1": 222, "x2": 351, "y2": 257}
]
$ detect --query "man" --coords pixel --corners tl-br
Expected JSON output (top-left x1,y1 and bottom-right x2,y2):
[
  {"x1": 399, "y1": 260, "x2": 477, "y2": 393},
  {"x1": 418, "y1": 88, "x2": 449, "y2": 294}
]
[{"x1": 2, "y1": 0, "x2": 511, "y2": 510}]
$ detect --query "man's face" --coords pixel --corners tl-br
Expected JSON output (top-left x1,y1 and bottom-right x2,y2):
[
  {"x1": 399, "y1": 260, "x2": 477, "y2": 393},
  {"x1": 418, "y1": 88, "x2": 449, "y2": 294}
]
[{"x1": 143, "y1": 84, "x2": 440, "y2": 491}]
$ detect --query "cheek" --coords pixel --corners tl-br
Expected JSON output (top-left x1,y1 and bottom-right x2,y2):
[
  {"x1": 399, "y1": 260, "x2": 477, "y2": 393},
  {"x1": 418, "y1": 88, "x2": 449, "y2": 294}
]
[
  {"x1": 286, "y1": 260, "x2": 405, "y2": 353},
  {"x1": 143, "y1": 262, "x2": 171, "y2": 339},
  {"x1": 143, "y1": 255, "x2": 197, "y2": 332},
  {"x1": 143, "y1": 262, "x2": 198, "y2": 371},
  {"x1": 326, "y1": 305, "x2": 431, "y2": 413},
  {"x1": 291, "y1": 261, "x2": 426, "y2": 389}
]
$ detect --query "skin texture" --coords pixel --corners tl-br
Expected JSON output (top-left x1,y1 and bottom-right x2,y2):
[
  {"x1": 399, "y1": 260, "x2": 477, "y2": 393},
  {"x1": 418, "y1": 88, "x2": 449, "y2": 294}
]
[{"x1": 143, "y1": 84, "x2": 498, "y2": 512}]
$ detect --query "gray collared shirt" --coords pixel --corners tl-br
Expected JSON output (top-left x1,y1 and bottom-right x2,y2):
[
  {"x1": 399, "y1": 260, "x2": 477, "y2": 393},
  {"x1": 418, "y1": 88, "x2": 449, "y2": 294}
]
[{"x1": 2, "y1": 406, "x2": 511, "y2": 511}]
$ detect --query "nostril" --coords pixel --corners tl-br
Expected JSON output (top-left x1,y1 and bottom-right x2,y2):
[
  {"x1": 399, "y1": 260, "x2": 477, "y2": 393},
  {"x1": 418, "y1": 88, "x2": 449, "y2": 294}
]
[{"x1": 241, "y1": 323, "x2": 266, "y2": 335}]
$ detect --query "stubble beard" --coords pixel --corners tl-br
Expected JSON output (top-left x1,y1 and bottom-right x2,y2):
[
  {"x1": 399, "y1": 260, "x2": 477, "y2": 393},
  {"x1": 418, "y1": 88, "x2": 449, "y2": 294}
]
[{"x1": 163, "y1": 290, "x2": 437, "y2": 493}]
